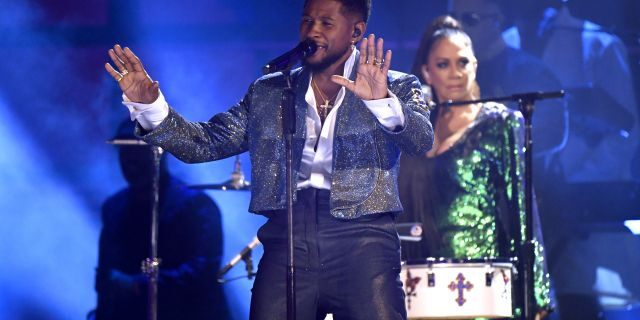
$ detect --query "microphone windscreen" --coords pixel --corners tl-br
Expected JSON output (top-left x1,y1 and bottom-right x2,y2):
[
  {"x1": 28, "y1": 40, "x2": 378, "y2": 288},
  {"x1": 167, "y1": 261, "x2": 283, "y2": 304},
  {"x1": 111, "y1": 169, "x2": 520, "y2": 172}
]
[{"x1": 301, "y1": 39, "x2": 317, "y2": 57}]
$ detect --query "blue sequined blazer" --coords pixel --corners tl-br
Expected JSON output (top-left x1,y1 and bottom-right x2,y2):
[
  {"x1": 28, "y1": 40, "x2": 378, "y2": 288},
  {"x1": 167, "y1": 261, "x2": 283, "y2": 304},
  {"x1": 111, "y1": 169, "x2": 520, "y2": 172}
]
[{"x1": 139, "y1": 54, "x2": 433, "y2": 219}]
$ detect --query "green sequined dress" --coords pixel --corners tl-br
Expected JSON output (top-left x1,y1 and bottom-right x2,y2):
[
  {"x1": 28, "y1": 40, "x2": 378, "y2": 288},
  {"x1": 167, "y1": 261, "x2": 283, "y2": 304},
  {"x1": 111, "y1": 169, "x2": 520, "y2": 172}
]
[{"x1": 398, "y1": 102, "x2": 551, "y2": 310}]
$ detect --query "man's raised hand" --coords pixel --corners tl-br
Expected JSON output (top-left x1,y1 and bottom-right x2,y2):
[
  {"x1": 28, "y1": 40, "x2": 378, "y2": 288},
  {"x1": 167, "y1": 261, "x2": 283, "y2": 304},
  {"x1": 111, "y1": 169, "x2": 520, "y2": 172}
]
[
  {"x1": 105, "y1": 44, "x2": 159, "y2": 104},
  {"x1": 331, "y1": 34, "x2": 392, "y2": 101}
]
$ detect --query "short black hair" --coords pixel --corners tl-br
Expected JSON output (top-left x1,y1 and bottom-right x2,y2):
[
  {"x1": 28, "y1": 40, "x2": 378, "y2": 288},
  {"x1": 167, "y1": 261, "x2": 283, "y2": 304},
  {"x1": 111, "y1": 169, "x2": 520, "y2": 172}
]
[{"x1": 304, "y1": 0, "x2": 372, "y2": 23}]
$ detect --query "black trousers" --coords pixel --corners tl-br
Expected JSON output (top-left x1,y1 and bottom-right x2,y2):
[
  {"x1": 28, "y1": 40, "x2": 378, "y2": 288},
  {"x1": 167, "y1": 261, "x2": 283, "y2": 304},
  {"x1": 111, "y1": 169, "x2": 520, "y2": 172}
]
[{"x1": 250, "y1": 188, "x2": 406, "y2": 320}]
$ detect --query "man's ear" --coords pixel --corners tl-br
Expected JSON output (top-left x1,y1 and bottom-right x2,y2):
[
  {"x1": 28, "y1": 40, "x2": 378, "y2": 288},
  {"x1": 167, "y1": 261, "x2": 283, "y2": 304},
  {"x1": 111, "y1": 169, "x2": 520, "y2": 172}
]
[
  {"x1": 421, "y1": 64, "x2": 431, "y2": 85},
  {"x1": 352, "y1": 21, "x2": 366, "y2": 42}
]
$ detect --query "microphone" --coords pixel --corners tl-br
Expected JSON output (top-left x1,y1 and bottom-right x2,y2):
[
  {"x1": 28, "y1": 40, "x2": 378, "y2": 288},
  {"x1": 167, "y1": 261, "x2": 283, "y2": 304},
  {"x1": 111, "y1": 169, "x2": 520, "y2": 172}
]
[
  {"x1": 262, "y1": 39, "x2": 318, "y2": 75},
  {"x1": 217, "y1": 236, "x2": 261, "y2": 278}
]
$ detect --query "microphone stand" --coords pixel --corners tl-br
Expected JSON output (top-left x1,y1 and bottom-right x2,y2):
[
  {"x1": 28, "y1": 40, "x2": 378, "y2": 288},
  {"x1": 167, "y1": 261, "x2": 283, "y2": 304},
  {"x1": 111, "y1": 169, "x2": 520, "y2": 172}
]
[
  {"x1": 217, "y1": 236, "x2": 261, "y2": 283},
  {"x1": 440, "y1": 90, "x2": 564, "y2": 320},
  {"x1": 281, "y1": 68, "x2": 297, "y2": 320},
  {"x1": 141, "y1": 146, "x2": 163, "y2": 320},
  {"x1": 243, "y1": 250, "x2": 255, "y2": 280},
  {"x1": 105, "y1": 139, "x2": 162, "y2": 320},
  {"x1": 262, "y1": 41, "x2": 315, "y2": 320}
]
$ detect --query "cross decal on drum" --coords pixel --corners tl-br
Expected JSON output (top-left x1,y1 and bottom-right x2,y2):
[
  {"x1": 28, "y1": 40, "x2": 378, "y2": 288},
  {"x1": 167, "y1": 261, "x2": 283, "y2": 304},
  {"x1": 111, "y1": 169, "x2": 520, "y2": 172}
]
[
  {"x1": 404, "y1": 269, "x2": 421, "y2": 310},
  {"x1": 448, "y1": 273, "x2": 474, "y2": 306}
]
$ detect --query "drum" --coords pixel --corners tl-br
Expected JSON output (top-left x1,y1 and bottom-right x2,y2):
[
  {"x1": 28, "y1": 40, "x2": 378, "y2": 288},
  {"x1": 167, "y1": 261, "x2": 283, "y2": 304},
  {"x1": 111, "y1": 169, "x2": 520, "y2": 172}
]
[{"x1": 401, "y1": 259, "x2": 514, "y2": 319}]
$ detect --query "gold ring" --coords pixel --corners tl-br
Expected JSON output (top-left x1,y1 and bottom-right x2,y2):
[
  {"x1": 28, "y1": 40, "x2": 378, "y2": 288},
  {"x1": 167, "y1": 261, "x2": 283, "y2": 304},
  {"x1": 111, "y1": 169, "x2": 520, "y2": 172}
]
[{"x1": 116, "y1": 76, "x2": 123, "y2": 82}]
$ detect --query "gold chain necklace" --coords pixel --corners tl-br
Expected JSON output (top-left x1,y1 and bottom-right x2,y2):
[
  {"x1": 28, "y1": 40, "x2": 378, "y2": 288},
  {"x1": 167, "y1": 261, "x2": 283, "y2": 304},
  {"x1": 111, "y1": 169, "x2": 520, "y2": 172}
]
[{"x1": 311, "y1": 78, "x2": 340, "y2": 122}]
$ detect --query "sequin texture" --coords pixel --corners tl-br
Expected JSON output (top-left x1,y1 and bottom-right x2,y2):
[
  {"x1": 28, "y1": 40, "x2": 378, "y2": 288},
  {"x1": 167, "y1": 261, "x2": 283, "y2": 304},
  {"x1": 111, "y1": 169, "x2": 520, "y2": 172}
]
[
  {"x1": 398, "y1": 102, "x2": 551, "y2": 308},
  {"x1": 138, "y1": 58, "x2": 434, "y2": 220}
]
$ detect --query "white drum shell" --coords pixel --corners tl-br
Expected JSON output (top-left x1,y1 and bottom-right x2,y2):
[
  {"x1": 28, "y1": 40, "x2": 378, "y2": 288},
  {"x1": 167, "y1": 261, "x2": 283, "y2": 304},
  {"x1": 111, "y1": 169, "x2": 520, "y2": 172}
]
[{"x1": 401, "y1": 262, "x2": 513, "y2": 319}]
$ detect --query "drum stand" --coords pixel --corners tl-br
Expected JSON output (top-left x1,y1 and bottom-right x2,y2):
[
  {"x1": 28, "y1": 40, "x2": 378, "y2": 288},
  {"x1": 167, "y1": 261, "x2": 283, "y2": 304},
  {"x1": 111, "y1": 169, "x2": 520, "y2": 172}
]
[{"x1": 440, "y1": 90, "x2": 564, "y2": 320}]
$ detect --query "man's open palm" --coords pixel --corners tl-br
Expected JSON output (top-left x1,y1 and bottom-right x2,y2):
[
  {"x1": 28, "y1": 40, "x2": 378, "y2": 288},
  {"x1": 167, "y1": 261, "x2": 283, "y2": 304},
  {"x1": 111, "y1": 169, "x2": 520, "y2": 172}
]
[{"x1": 105, "y1": 44, "x2": 159, "y2": 104}]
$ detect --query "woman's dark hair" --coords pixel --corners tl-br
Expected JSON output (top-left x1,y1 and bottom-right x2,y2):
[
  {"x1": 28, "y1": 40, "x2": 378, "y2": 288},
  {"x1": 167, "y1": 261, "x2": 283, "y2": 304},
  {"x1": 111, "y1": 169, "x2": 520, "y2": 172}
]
[
  {"x1": 411, "y1": 15, "x2": 472, "y2": 87},
  {"x1": 411, "y1": 15, "x2": 475, "y2": 123}
]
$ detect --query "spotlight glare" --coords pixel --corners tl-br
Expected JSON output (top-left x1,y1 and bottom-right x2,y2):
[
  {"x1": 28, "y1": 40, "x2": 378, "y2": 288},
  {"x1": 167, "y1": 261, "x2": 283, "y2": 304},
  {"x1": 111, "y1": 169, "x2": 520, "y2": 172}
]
[{"x1": 624, "y1": 220, "x2": 640, "y2": 235}]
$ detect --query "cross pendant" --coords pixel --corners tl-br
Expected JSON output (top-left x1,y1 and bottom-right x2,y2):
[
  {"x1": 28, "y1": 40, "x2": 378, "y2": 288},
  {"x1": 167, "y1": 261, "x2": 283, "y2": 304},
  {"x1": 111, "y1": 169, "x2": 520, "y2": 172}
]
[{"x1": 319, "y1": 100, "x2": 330, "y2": 122}]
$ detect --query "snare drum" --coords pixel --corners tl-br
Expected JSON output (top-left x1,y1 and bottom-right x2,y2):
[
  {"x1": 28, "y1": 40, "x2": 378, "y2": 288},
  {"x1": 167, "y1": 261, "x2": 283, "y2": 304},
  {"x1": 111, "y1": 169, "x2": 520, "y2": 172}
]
[{"x1": 401, "y1": 259, "x2": 514, "y2": 319}]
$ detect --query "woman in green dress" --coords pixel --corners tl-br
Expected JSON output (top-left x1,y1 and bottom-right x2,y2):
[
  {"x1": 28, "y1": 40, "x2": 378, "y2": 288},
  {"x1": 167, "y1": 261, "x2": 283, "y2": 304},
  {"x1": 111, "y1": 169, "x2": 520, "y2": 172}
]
[{"x1": 398, "y1": 15, "x2": 551, "y2": 316}]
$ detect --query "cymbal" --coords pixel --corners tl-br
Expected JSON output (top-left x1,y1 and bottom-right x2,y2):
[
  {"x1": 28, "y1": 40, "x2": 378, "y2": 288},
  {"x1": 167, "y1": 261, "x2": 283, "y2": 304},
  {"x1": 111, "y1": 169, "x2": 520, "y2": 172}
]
[
  {"x1": 188, "y1": 155, "x2": 251, "y2": 191},
  {"x1": 188, "y1": 179, "x2": 251, "y2": 191}
]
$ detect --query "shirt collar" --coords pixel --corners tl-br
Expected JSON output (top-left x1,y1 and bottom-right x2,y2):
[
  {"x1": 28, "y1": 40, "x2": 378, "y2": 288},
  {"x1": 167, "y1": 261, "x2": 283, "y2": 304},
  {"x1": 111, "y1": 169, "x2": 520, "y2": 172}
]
[{"x1": 343, "y1": 47, "x2": 357, "y2": 79}]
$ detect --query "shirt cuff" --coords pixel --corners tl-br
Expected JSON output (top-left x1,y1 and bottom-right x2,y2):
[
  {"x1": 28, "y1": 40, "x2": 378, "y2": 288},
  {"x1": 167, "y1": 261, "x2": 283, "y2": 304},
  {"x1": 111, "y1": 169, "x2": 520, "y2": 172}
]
[
  {"x1": 362, "y1": 90, "x2": 405, "y2": 129},
  {"x1": 122, "y1": 91, "x2": 169, "y2": 131}
]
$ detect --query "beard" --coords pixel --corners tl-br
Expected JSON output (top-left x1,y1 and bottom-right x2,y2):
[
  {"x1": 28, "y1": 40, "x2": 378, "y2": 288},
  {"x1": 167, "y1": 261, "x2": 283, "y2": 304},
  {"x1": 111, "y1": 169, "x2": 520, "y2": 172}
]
[{"x1": 303, "y1": 44, "x2": 352, "y2": 73}]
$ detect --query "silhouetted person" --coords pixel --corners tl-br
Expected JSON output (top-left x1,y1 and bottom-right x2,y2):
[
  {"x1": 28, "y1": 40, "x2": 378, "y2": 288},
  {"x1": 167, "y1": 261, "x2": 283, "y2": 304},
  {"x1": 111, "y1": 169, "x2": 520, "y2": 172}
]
[
  {"x1": 506, "y1": 2, "x2": 640, "y2": 318},
  {"x1": 94, "y1": 120, "x2": 230, "y2": 320},
  {"x1": 507, "y1": 0, "x2": 639, "y2": 182}
]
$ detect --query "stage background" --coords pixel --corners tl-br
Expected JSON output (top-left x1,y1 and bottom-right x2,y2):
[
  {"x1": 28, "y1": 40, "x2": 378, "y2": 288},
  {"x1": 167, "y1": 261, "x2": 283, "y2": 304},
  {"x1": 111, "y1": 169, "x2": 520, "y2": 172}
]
[{"x1": 0, "y1": 0, "x2": 638, "y2": 319}]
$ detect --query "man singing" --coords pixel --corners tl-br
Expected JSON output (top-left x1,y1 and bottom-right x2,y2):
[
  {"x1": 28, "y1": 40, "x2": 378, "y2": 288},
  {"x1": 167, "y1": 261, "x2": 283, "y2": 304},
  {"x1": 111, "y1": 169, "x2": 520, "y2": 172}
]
[{"x1": 105, "y1": 0, "x2": 433, "y2": 318}]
